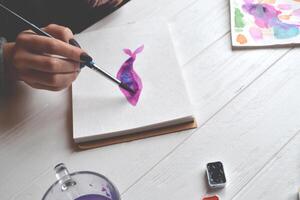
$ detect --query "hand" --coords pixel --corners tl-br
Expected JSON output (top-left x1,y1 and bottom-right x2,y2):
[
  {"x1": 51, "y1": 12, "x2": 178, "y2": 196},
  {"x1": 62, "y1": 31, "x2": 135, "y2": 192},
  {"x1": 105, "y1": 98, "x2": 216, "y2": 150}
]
[{"x1": 3, "y1": 24, "x2": 86, "y2": 91}]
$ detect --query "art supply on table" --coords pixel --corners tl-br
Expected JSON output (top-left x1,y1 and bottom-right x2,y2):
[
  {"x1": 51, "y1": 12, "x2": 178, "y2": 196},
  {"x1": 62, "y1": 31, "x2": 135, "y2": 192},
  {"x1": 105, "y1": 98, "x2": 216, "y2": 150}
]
[
  {"x1": 0, "y1": 2, "x2": 133, "y2": 93},
  {"x1": 206, "y1": 161, "x2": 227, "y2": 189},
  {"x1": 73, "y1": 21, "x2": 196, "y2": 149},
  {"x1": 230, "y1": 0, "x2": 300, "y2": 47},
  {"x1": 42, "y1": 163, "x2": 120, "y2": 200},
  {"x1": 202, "y1": 195, "x2": 220, "y2": 200}
]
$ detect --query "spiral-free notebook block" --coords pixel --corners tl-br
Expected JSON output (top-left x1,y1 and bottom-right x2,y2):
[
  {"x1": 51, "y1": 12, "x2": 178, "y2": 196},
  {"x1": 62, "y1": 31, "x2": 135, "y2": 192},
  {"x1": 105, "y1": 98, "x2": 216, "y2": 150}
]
[{"x1": 73, "y1": 22, "x2": 196, "y2": 149}]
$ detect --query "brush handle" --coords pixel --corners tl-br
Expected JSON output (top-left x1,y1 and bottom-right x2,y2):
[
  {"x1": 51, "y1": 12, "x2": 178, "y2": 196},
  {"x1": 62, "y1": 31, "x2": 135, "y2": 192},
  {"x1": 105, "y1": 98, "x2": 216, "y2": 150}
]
[{"x1": 0, "y1": 3, "x2": 52, "y2": 38}]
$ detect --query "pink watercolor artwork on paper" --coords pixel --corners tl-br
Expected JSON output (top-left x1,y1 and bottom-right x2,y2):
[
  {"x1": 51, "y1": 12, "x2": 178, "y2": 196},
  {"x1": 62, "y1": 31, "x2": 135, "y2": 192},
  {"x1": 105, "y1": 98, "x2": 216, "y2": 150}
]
[
  {"x1": 117, "y1": 45, "x2": 144, "y2": 106},
  {"x1": 231, "y1": 0, "x2": 300, "y2": 46}
]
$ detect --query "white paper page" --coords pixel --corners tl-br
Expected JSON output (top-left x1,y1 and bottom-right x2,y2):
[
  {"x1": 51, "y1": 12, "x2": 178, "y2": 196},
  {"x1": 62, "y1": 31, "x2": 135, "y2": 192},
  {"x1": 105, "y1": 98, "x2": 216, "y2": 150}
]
[
  {"x1": 230, "y1": 0, "x2": 300, "y2": 47},
  {"x1": 73, "y1": 22, "x2": 194, "y2": 143}
]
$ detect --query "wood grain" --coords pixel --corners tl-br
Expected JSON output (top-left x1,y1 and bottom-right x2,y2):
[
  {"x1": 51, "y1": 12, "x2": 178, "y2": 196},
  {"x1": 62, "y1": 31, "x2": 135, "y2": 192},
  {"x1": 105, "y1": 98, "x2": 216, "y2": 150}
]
[
  {"x1": 233, "y1": 131, "x2": 300, "y2": 200},
  {"x1": 120, "y1": 48, "x2": 300, "y2": 200},
  {"x1": 0, "y1": 0, "x2": 299, "y2": 199}
]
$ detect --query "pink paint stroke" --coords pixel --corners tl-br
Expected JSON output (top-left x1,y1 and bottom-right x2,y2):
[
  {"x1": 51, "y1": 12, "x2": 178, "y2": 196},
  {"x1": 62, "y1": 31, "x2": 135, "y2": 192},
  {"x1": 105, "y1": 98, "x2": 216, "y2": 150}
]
[{"x1": 249, "y1": 26, "x2": 263, "y2": 40}]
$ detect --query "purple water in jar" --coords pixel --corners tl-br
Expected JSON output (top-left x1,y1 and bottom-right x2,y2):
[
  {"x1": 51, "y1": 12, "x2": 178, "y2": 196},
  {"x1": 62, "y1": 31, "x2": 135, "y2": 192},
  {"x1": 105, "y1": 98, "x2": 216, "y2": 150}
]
[{"x1": 75, "y1": 194, "x2": 112, "y2": 200}]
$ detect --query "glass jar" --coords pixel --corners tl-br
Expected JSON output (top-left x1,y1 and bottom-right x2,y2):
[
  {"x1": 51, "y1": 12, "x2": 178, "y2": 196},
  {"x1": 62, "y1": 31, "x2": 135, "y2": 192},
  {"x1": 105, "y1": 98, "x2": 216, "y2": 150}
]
[{"x1": 42, "y1": 163, "x2": 121, "y2": 200}]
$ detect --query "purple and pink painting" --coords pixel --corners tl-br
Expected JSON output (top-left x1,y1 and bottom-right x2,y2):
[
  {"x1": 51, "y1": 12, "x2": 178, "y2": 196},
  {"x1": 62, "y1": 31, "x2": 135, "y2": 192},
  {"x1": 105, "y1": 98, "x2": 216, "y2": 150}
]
[
  {"x1": 117, "y1": 45, "x2": 144, "y2": 106},
  {"x1": 231, "y1": 0, "x2": 300, "y2": 46}
]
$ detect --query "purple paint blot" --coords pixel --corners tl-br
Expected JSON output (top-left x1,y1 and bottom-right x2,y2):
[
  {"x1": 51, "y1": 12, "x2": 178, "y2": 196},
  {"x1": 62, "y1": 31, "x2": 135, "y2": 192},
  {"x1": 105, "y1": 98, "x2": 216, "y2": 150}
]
[
  {"x1": 242, "y1": 3, "x2": 300, "y2": 39},
  {"x1": 117, "y1": 45, "x2": 144, "y2": 106}
]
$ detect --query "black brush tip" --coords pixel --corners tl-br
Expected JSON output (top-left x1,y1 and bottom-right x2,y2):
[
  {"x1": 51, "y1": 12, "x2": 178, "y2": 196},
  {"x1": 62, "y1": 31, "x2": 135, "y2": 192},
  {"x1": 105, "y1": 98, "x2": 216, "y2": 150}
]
[{"x1": 120, "y1": 82, "x2": 135, "y2": 94}]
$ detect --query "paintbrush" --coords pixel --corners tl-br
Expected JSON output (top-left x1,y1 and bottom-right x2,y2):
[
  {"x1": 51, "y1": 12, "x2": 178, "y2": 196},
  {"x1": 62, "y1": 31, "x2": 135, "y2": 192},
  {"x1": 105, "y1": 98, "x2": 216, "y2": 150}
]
[{"x1": 0, "y1": 2, "x2": 134, "y2": 93}]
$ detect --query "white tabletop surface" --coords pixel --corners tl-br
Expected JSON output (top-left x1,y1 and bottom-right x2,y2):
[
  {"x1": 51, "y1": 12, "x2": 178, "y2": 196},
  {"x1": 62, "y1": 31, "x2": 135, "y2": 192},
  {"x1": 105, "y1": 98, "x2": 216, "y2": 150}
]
[{"x1": 1, "y1": 0, "x2": 300, "y2": 199}]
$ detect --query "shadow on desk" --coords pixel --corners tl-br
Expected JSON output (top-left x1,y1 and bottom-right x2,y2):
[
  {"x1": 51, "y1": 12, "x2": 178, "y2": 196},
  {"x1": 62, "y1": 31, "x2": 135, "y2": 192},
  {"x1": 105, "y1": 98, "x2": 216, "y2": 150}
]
[
  {"x1": 0, "y1": 83, "x2": 32, "y2": 133},
  {"x1": 0, "y1": 82, "x2": 76, "y2": 151}
]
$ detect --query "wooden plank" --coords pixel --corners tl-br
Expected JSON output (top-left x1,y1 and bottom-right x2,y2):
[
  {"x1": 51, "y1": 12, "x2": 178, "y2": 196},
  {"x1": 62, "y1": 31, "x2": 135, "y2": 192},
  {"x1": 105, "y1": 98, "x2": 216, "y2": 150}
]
[
  {"x1": 84, "y1": 0, "x2": 196, "y2": 32},
  {"x1": 169, "y1": 0, "x2": 230, "y2": 65},
  {"x1": 0, "y1": 90, "x2": 196, "y2": 199},
  {"x1": 0, "y1": 1, "x2": 231, "y2": 198},
  {"x1": 7, "y1": 129, "x2": 195, "y2": 199},
  {"x1": 0, "y1": 84, "x2": 66, "y2": 137},
  {"x1": 5, "y1": 36, "x2": 290, "y2": 199},
  {"x1": 119, "y1": 48, "x2": 300, "y2": 200},
  {"x1": 183, "y1": 34, "x2": 289, "y2": 123},
  {"x1": 85, "y1": 0, "x2": 230, "y2": 65},
  {"x1": 0, "y1": 0, "x2": 202, "y2": 198},
  {"x1": 0, "y1": 0, "x2": 296, "y2": 199},
  {"x1": 233, "y1": 131, "x2": 300, "y2": 200},
  {"x1": 0, "y1": 89, "x2": 73, "y2": 200}
]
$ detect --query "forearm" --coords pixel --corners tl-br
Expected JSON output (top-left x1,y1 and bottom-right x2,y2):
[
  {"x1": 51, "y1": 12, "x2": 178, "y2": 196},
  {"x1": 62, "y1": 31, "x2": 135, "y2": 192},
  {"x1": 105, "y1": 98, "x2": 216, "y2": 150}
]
[
  {"x1": 0, "y1": 39, "x2": 17, "y2": 96},
  {"x1": 0, "y1": 37, "x2": 7, "y2": 95}
]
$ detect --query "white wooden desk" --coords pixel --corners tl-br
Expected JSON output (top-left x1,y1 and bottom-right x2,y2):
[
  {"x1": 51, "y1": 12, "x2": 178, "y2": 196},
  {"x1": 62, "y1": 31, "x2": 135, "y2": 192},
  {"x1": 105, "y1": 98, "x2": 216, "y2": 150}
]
[{"x1": 1, "y1": 0, "x2": 299, "y2": 199}]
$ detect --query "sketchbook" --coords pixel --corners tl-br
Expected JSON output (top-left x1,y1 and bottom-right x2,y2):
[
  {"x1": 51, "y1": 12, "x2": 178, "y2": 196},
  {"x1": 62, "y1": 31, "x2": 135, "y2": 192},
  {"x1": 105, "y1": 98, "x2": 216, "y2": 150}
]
[
  {"x1": 230, "y1": 0, "x2": 300, "y2": 47},
  {"x1": 72, "y1": 22, "x2": 196, "y2": 148}
]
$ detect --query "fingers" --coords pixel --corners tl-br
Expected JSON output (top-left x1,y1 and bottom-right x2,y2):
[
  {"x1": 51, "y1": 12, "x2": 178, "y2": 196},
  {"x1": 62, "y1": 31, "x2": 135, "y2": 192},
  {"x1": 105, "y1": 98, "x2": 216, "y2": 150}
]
[
  {"x1": 12, "y1": 24, "x2": 85, "y2": 92},
  {"x1": 13, "y1": 49, "x2": 80, "y2": 73},
  {"x1": 20, "y1": 69, "x2": 79, "y2": 90},
  {"x1": 16, "y1": 33, "x2": 84, "y2": 62},
  {"x1": 16, "y1": 24, "x2": 85, "y2": 62},
  {"x1": 43, "y1": 24, "x2": 73, "y2": 43}
]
